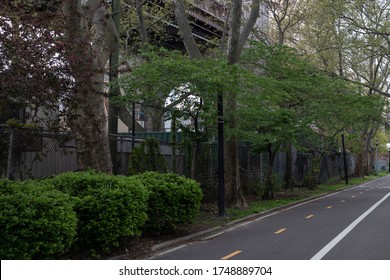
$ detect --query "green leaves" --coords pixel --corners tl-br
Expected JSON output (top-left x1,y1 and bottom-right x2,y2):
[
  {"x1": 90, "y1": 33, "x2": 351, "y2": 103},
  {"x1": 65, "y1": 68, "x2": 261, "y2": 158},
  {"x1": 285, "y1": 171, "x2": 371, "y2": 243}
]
[
  {"x1": 119, "y1": 44, "x2": 384, "y2": 156},
  {"x1": 48, "y1": 171, "x2": 149, "y2": 253},
  {"x1": 0, "y1": 180, "x2": 77, "y2": 259},
  {"x1": 131, "y1": 172, "x2": 203, "y2": 234},
  {"x1": 118, "y1": 48, "x2": 242, "y2": 133},
  {"x1": 119, "y1": 48, "x2": 231, "y2": 103},
  {"x1": 238, "y1": 43, "x2": 385, "y2": 154}
]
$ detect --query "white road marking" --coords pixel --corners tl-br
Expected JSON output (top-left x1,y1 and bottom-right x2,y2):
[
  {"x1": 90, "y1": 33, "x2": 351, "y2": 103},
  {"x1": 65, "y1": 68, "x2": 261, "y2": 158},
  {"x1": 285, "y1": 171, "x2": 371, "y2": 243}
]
[
  {"x1": 311, "y1": 191, "x2": 390, "y2": 260},
  {"x1": 148, "y1": 244, "x2": 187, "y2": 259}
]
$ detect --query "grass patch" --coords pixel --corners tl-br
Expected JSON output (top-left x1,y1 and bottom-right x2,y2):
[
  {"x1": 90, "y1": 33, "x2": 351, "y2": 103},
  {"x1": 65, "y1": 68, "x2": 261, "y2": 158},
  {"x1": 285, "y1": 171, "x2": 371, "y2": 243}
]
[
  {"x1": 227, "y1": 198, "x2": 302, "y2": 220},
  {"x1": 219, "y1": 172, "x2": 388, "y2": 223}
]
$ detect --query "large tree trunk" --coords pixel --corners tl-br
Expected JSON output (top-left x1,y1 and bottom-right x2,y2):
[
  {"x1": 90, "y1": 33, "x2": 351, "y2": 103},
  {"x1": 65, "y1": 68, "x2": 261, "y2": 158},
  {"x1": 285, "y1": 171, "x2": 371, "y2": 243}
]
[
  {"x1": 225, "y1": 0, "x2": 260, "y2": 207},
  {"x1": 143, "y1": 102, "x2": 164, "y2": 131},
  {"x1": 63, "y1": 0, "x2": 118, "y2": 173},
  {"x1": 136, "y1": 0, "x2": 149, "y2": 45},
  {"x1": 285, "y1": 142, "x2": 292, "y2": 188},
  {"x1": 172, "y1": 0, "x2": 260, "y2": 207},
  {"x1": 264, "y1": 144, "x2": 277, "y2": 200},
  {"x1": 108, "y1": 0, "x2": 121, "y2": 173},
  {"x1": 72, "y1": 73, "x2": 113, "y2": 173},
  {"x1": 355, "y1": 152, "x2": 365, "y2": 178},
  {"x1": 224, "y1": 0, "x2": 244, "y2": 207},
  {"x1": 172, "y1": 0, "x2": 202, "y2": 59}
]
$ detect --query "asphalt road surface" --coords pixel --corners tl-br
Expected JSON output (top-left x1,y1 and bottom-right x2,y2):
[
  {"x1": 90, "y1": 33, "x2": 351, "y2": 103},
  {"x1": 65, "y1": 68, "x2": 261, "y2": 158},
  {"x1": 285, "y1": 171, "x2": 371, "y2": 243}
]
[{"x1": 152, "y1": 176, "x2": 390, "y2": 260}]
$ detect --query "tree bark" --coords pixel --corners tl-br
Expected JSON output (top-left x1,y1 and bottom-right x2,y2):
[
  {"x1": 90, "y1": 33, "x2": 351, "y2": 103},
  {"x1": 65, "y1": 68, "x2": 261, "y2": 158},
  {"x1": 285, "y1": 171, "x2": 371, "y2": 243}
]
[
  {"x1": 143, "y1": 101, "x2": 165, "y2": 132},
  {"x1": 109, "y1": 0, "x2": 121, "y2": 173},
  {"x1": 238, "y1": 0, "x2": 261, "y2": 54},
  {"x1": 264, "y1": 144, "x2": 277, "y2": 199},
  {"x1": 227, "y1": 0, "x2": 243, "y2": 64},
  {"x1": 285, "y1": 142, "x2": 292, "y2": 188},
  {"x1": 172, "y1": 0, "x2": 202, "y2": 59},
  {"x1": 172, "y1": 0, "x2": 260, "y2": 207},
  {"x1": 63, "y1": 0, "x2": 118, "y2": 173},
  {"x1": 118, "y1": 105, "x2": 145, "y2": 131},
  {"x1": 136, "y1": 0, "x2": 149, "y2": 45},
  {"x1": 224, "y1": 0, "x2": 260, "y2": 207}
]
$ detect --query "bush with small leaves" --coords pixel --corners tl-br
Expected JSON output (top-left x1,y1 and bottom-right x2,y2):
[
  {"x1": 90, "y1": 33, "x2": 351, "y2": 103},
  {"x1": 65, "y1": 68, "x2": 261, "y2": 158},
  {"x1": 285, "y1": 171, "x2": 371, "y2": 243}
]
[
  {"x1": 132, "y1": 172, "x2": 203, "y2": 235},
  {"x1": 0, "y1": 180, "x2": 77, "y2": 259},
  {"x1": 47, "y1": 171, "x2": 149, "y2": 253}
]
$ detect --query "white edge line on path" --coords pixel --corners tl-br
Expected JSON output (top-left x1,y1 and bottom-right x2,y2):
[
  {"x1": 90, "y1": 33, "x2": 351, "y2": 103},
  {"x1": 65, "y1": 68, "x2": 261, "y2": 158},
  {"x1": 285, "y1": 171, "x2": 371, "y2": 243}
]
[
  {"x1": 205, "y1": 176, "x2": 390, "y2": 241},
  {"x1": 152, "y1": 175, "x2": 390, "y2": 259},
  {"x1": 311, "y1": 191, "x2": 390, "y2": 260},
  {"x1": 148, "y1": 244, "x2": 187, "y2": 259}
]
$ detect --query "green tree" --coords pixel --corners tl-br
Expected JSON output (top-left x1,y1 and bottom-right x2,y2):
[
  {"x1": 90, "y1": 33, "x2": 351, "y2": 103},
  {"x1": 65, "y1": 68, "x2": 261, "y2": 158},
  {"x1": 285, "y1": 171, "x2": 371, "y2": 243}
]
[
  {"x1": 239, "y1": 43, "x2": 384, "y2": 197},
  {"x1": 0, "y1": 4, "x2": 71, "y2": 128},
  {"x1": 1, "y1": 1, "x2": 121, "y2": 173},
  {"x1": 119, "y1": 48, "x2": 236, "y2": 178},
  {"x1": 297, "y1": 0, "x2": 389, "y2": 176},
  {"x1": 172, "y1": 0, "x2": 261, "y2": 207}
]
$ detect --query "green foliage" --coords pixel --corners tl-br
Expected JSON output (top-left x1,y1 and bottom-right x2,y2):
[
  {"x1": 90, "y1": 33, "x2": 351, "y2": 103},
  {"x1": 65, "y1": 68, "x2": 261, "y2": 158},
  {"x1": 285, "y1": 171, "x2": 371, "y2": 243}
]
[
  {"x1": 239, "y1": 42, "x2": 385, "y2": 154},
  {"x1": 304, "y1": 154, "x2": 321, "y2": 190},
  {"x1": 131, "y1": 172, "x2": 203, "y2": 234},
  {"x1": 0, "y1": 9, "x2": 71, "y2": 129},
  {"x1": 129, "y1": 138, "x2": 167, "y2": 175},
  {"x1": 47, "y1": 171, "x2": 149, "y2": 253},
  {"x1": 117, "y1": 48, "x2": 238, "y2": 133},
  {"x1": 0, "y1": 180, "x2": 77, "y2": 259}
]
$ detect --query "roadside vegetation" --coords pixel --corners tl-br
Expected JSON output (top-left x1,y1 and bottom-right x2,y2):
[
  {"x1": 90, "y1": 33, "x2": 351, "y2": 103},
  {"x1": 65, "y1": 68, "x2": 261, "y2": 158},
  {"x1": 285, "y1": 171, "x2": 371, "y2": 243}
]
[
  {"x1": 194, "y1": 172, "x2": 389, "y2": 228},
  {"x1": 1, "y1": 1, "x2": 389, "y2": 261},
  {"x1": 0, "y1": 171, "x2": 387, "y2": 259},
  {"x1": 0, "y1": 171, "x2": 202, "y2": 259}
]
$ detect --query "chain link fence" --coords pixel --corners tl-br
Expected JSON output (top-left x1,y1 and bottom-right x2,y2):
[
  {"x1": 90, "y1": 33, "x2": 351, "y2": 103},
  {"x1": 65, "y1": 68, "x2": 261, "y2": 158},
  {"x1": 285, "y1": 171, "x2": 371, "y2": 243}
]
[
  {"x1": 1, "y1": 126, "x2": 355, "y2": 199},
  {"x1": 0, "y1": 125, "x2": 77, "y2": 180}
]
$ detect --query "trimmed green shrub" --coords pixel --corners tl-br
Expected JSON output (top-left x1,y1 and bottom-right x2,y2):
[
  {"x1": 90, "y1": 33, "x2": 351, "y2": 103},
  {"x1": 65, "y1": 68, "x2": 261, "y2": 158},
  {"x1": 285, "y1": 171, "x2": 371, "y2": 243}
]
[
  {"x1": 0, "y1": 180, "x2": 77, "y2": 259},
  {"x1": 132, "y1": 172, "x2": 203, "y2": 234},
  {"x1": 129, "y1": 138, "x2": 167, "y2": 175},
  {"x1": 47, "y1": 171, "x2": 149, "y2": 253}
]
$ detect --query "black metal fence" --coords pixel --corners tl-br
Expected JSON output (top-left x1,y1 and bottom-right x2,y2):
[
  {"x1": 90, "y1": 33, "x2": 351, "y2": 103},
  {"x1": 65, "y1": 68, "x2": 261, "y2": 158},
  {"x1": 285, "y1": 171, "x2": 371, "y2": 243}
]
[
  {"x1": 109, "y1": 134, "x2": 186, "y2": 176},
  {"x1": 1, "y1": 126, "x2": 355, "y2": 196}
]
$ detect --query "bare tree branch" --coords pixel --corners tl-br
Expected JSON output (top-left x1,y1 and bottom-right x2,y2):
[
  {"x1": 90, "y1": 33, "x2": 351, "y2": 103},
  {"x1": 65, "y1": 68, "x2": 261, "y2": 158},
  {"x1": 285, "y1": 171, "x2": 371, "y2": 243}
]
[
  {"x1": 238, "y1": 0, "x2": 260, "y2": 55},
  {"x1": 172, "y1": 0, "x2": 202, "y2": 58}
]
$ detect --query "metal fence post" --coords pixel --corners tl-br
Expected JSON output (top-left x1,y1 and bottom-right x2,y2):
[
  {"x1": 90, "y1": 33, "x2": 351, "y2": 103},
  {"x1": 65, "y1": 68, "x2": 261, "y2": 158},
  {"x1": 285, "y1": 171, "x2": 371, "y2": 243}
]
[{"x1": 6, "y1": 130, "x2": 14, "y2": 180}]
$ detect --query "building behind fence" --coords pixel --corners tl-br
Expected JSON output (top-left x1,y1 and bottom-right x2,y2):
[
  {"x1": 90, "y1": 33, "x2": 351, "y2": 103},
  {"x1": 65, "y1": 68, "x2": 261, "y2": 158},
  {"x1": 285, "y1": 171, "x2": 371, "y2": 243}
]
[
  {"x1": 0, "y1": 126, "x2": 77, "y2": 180},
  {"x1": 1, "y1": 126, "x2": 357, "y2": 198}
]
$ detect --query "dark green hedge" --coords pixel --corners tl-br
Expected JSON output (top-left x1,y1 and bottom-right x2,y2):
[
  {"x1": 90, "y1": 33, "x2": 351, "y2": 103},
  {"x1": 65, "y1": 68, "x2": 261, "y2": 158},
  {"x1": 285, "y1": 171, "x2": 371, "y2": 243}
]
[
  {"x1": 0, "y1": 180, "x2": 77, "y2": 259},
  {"x1": 48, "y1": 171, "x2": 149, "y2": 253},
  {"x1": 131, "y1": 172, "x2": 203, "y2": 234},
  {"x1": 1, "y1": 170, "x2": 203, "y2": 258}
]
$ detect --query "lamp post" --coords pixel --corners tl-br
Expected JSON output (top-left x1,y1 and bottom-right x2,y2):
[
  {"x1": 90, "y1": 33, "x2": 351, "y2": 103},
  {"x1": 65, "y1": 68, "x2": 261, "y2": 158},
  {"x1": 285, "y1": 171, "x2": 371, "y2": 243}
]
[
  {"x1": 341, "y1": 132, "x2": 348, "y2": 185},
  {"x1": 388, "y1": 146, "x2": 390, "y2": 173},
  {"x1": 375, "y1": 140, "x2": 379, "y2": 173}
]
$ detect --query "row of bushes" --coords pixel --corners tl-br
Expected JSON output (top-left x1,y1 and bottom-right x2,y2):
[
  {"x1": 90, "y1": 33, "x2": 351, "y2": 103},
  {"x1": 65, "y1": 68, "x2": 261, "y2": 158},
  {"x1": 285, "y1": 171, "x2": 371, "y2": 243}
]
[{"x1": 0, "y1": 171, "x2": 203, "y2": 259}]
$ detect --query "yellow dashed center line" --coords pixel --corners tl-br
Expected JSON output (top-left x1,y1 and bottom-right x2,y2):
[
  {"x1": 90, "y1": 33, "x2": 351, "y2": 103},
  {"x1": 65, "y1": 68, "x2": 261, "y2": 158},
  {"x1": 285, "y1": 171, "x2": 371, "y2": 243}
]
[
  {"x1": 326, "y1": 206, "x2": 333, "y2": 209},
  {"x1": 306, "y1": 214, "x2": 314, "y2": 219},
  {"x1": 274, "y1": 228, "x2": 287, "y2": 234},
  {"x1": 221, "y1": 250, "x2": 242, "y2": 260}
]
